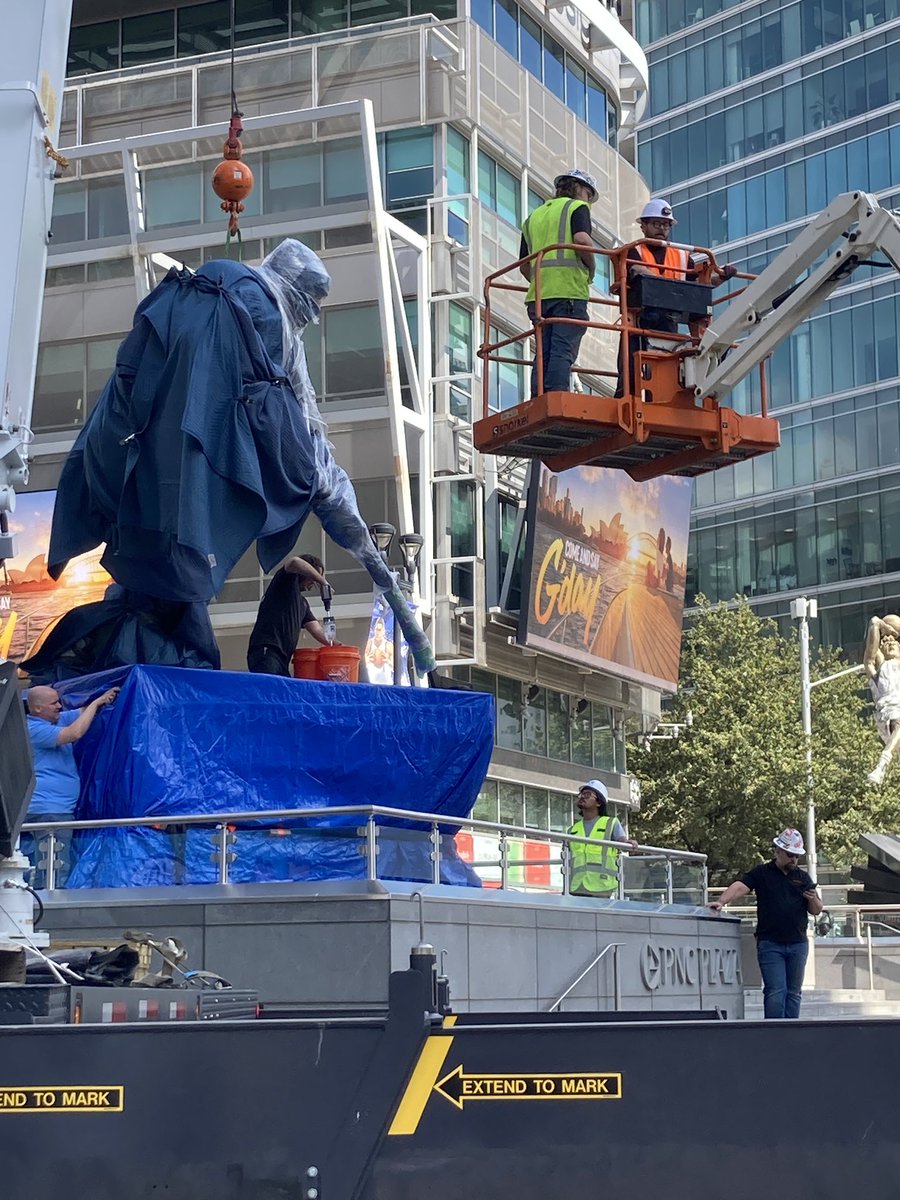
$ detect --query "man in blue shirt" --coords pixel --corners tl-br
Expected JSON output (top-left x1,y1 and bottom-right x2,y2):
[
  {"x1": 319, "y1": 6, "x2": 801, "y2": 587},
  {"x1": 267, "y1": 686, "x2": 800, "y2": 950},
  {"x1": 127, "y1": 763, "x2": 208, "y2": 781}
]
[{"x1": 23, "y1": 684, "x2": 119, "y2": 887}]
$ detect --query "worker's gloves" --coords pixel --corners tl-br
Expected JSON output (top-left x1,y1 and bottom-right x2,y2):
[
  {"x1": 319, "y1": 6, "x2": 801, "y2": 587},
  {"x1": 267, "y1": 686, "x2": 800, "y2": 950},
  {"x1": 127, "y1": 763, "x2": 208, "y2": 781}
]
[{"x1": 721, "y1": 263, "x2": 738, "y2": 280}]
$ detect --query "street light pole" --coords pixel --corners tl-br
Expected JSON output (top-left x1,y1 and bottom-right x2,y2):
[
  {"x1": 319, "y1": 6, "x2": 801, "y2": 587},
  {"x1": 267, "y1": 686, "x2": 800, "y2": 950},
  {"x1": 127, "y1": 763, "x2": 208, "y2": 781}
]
[
  {"x1": 791, "y1": 596, "x2": 818, "y2": 886},
  {"x1": 369, "y1": 523, "x2": 401, "y2": 685},
  {"x1": 791, "y1": 596, "x2": 818, "y2": 987},
  {"x1": 368, "y1": 525, "x2": 423, "y2": 687}
]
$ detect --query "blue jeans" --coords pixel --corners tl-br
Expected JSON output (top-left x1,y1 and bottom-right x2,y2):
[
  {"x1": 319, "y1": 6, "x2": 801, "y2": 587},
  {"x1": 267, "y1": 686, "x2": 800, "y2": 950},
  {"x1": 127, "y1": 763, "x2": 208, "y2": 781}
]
[
  {"x1": 757, "y1": 939, "x2": 808, "y2": 1019},
  {"x1": 527, "y1": 299, "x2": 589, "y2": 394}
]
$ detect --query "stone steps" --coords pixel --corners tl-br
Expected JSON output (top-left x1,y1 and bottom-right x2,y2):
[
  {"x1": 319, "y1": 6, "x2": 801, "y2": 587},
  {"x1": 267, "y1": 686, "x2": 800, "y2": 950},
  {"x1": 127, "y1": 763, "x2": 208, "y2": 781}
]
[{"x1": 743, "y1": 987, "x2": 900, "y2": 1020}]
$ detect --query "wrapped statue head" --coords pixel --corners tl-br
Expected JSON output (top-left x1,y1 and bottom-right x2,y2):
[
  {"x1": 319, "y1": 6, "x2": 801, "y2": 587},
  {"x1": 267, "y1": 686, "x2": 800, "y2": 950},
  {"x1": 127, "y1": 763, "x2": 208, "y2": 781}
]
[{"x1": 257, "y1": 238, "x2": 331, "y2": 330}]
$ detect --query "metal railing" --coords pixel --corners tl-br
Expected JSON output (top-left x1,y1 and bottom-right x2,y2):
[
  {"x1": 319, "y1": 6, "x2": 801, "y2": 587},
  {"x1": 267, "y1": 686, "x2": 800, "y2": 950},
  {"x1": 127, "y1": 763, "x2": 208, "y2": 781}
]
[
  {"x1": 548, "y1": 942, "x2": 624, "y2": 1013},
  {"x1": 21, "y1": 805, "x2": 707, "y2": 902},
  {"x1": 864, "y1": 920, "x2": 900, "y2": 991},
  {"x1": 716, "y1": 899, "x2": 900, "y2": 940},
  {"x1": 479, "y1": 240, "x2": 759, "y2": 410}
]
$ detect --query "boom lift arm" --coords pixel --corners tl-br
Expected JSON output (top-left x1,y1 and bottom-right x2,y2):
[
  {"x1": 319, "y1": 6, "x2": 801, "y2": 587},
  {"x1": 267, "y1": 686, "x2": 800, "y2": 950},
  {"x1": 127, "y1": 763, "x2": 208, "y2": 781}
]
[{"x1": 684, "y1": 191, "x2": 900, "y2": 402}]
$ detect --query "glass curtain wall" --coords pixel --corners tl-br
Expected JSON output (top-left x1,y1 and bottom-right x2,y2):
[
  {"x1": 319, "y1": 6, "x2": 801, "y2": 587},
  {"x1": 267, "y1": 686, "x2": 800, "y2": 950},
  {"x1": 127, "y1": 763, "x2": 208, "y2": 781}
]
[{"x1": 636, "y1": 0, "x2": 900, "y2": 659}]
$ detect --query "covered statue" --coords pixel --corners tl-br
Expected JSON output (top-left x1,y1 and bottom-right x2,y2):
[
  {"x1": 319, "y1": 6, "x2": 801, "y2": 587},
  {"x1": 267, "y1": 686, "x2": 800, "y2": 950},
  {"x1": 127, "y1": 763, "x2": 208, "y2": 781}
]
[
  {"x1": 23, "y1": 240, "x2": 433, "y2": 681},
  {"x1": 864, "y1": 615, "x2": 900, "y2": 785}
]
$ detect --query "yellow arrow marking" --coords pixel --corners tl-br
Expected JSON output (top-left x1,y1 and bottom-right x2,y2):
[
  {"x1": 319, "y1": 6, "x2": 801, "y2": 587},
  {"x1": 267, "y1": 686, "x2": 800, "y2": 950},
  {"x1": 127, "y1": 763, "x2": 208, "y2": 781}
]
[{"x1": 433, "y1": 1066, "x2": 622, "y2": 1110}]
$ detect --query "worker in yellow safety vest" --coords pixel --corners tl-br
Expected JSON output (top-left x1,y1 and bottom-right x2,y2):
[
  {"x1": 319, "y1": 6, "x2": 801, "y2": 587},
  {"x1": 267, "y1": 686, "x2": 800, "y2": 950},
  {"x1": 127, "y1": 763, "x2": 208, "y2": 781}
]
[
  {"x1": 567, "y1": 779, "x2": 638, "y2": 898},
  {"x1": 519, "y1": 168, "x2": 598, "y2": 396},
  {"x1": 614, "y1": 197, "x2": 738, "y2": 396}
]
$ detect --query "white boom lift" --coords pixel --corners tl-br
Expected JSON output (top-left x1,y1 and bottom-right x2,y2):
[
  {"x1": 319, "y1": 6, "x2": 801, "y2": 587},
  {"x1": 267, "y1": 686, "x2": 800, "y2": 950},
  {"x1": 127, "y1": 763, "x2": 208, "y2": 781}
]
[{"x1": 685, "y1": 190, "x2": 900, "y2": 401}]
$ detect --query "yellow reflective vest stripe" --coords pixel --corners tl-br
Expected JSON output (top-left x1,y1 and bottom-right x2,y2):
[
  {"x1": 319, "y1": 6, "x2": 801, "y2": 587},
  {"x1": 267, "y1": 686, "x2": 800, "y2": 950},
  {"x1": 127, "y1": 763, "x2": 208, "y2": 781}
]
[
  {"x1": 522, "y1": 197, "x2": 591, "y2": 303},
  {"x1": 568, "y1": 815, "x2": 619, "y2": 894}
]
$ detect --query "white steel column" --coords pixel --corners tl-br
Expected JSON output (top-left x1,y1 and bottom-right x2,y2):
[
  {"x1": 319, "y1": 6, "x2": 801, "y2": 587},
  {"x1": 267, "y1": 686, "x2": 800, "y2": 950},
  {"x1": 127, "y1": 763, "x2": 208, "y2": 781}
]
[
  {"x1": 360, "y1": 98, "x2": 416, "y2": 542},
  {"x1": 0, "y1": 0, "x2": 72, "y2": 522}
]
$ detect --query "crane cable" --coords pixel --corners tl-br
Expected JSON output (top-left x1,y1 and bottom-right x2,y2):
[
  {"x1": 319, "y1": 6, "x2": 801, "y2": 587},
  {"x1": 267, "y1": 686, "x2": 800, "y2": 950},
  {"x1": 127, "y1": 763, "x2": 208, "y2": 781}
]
[{"x1": 211, "y1": 0, "x2": 254, "y2": 257}]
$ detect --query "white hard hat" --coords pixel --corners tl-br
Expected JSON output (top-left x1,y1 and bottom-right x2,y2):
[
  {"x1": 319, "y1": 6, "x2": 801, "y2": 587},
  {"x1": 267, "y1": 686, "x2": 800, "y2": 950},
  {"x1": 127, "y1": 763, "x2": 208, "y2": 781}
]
[
  {"x1": 580, "y1": 779, "x2": 609, "y2": 802},
  {"x1": 555, "y1": 168, "x2": 599, "y2": 203},
  {"x1": 639, "y1": 197, "x2": 676, "y2": 223},
  {"x1": 773, "y1": 828, "x2": 805, "y2": 856}
]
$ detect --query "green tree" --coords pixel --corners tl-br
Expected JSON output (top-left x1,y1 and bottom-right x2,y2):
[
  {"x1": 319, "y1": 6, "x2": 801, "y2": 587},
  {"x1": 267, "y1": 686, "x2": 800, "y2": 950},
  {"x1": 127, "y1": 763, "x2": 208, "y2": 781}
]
[{"x1": 630, "y1": 598, "x2": 900, "y2": 882}]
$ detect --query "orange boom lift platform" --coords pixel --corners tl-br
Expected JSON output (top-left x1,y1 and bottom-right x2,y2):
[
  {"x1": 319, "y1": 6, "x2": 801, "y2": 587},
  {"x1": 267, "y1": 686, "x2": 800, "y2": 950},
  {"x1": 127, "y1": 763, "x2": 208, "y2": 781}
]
[{"x1": 473, "y1": 239, "x2": 780, "y2": 482}]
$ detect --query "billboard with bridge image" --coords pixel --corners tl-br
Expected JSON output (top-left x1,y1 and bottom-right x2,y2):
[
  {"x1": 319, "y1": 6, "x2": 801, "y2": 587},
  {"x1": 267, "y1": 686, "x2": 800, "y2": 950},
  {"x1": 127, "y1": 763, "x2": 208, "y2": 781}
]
[
  {"x1": 517, "y1": 463, "x2": 692, "y2": 690},
  {"x1": 0, "y1": 490, "x2": 111, "y2": 663}
]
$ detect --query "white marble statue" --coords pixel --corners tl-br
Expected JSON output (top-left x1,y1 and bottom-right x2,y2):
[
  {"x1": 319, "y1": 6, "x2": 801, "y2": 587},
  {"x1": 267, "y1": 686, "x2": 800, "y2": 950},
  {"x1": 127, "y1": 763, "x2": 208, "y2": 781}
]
[{"x1": 865, "y1": 615, "x2": 900, "y2": 785}]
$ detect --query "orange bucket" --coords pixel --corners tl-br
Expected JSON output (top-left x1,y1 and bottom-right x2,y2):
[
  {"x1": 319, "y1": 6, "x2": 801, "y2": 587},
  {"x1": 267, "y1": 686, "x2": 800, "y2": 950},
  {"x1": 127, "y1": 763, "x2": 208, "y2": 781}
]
[
  {"x1": 317, "y1": 644, "x2": 360, "y2": 683},
  {"x1": 292, "y1": 647, "x2": 320, "y2": 679}
]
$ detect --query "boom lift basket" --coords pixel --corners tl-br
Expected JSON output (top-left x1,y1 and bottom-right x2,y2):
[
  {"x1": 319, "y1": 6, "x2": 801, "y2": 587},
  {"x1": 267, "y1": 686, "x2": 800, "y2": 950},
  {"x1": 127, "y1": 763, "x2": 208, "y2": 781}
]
[{"x1": 472, "y1": 240, "x2": 781, "y2": 481}]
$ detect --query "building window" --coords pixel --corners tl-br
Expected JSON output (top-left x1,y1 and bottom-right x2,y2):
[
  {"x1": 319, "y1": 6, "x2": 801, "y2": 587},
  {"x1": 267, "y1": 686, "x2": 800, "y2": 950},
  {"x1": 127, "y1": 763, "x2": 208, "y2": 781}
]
[
  {"x1": 293, "y1": 0, "x2": 350, "y2": 34},
  {"x1": 543, "y1": 34, "x2": 566, "y2": 102},
  {"x1": 495, "y1": 0, "x2": 519, "y2": 58},
  {"x1": 487, "y1": 322, "x2": 524, "y2": 412},
  {"x1": 121, "y1": 10, "x2": 176, "y2": 69},
  {"x1": 33, "y1": 338, "x2": 122, "y2": 434},
  {"x1": 478, "y1": 150, "x2": 520, "y2": 226},
  {"x1": 473, "y1": 778, "x2": 499, "y2": 822},
  {"x1": 264, "y1": 145, "x2": 322, "y2": 212},
  {"x1": 49, "y1": 185, "x2": 87, "y2": 244},
  {"x1": 354, "y1": 0, "x2": 411, "y2": 22},
  {"x1": 519, "y1": 11, "x2": 542, "y2": 78},
  {"x1": 234, "y1": 0, "x2": 291, "y2": 46},
  {"x1": 323, "y1": 138, "x2": 367, "y2": 204},
  {"x1": 446, "y1": 128, "x2": 470, "y2": 243},
  {"x1": 498, "y1": 493, "x2": 523, "y2": 610},
  {"x1": 686, "y1": 465, "x2": 900, "y2": 605},
  {"x1": 587, "y1": 76, "x2": 608, "y2": 144},
  {"x1": 68, "y1": 20, "x2": 120, "y2": 75},
  {"x1": 49, "y1": 180, "x2": 129, "y2": 244},
  {"x1": 547, "y1": 690, "x2": 569, "y2": 760},
  {"x1": 380, "y1": 127, "x2": 434, "y2": 234},
  {"x1": 522, "y1": 684, "x2": 547, "y2": 755},
  {"x1": 88, "y1": 179, "x2": 131, "y2": 240},
  {"x1": 448, "y1": 480, "x2": 476, "y2": 602},
  {"x1": 177, "y1": 0, "x2": 232, "y2": 56},
  {"x1": 143, "y1": 164, "x2": 204, "y2": 228},
  {"x1": 497, "y1": 676, "x2": 524, "y2": 750},
  {"x1": 447, "y1": 302, "x2": 474, "y2": 418},
  {"x1": 410, "y1": 0, "x2": 457, "y2": 16},
  {"x1": 471, "y1": 0, "x2": 617, "y2": 141},
  {"x1": 472, "y1": 0, "x2": 493, "y2": 34},
  {"x1": 323, "y1": 303, "x2": 383, "y2": 397}
]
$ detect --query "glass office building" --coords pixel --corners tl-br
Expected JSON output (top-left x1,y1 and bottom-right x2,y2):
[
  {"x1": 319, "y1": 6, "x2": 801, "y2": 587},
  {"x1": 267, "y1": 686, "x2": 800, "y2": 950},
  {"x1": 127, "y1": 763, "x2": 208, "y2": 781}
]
[
  {"x1": 24, "y1": 0, "x2": 653, "y2": 825},
  {"x1": 635, "y1": 0, "x2": 900, "y2": 656}
]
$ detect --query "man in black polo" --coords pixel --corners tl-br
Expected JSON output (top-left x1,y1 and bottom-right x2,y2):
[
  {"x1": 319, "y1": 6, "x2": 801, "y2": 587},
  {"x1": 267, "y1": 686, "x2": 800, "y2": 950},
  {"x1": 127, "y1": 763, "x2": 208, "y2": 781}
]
[
  {"x1": 247, "y1": 553, "x2": 331, "y2": 676},
  {"x1": 708, "y1": 828, "x2": 822, "y2": 1018}
]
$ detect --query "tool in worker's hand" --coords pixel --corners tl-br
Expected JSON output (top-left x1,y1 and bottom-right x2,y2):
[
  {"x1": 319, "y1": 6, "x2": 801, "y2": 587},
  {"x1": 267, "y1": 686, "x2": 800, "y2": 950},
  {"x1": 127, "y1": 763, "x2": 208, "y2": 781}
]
[{"x1": 321, "y1": 582, "x2": 336, "y2": 644}]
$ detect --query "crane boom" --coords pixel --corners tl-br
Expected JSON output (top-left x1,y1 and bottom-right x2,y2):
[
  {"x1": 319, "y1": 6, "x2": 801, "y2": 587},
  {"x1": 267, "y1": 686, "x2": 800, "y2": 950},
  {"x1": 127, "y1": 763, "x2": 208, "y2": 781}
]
[
  {"x1": 0, "y1": 1, "x2": 72, "y2": 556},
  {"x1": 684, "y1": 191, "x2": 900, "y2": 401}
]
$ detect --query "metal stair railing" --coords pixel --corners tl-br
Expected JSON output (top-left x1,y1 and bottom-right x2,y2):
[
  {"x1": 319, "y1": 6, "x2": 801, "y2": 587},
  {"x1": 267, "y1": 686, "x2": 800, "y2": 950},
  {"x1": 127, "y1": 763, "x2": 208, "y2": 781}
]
[{"x1": 548, "y1": 942, "x2": 625, "y2": 1013}]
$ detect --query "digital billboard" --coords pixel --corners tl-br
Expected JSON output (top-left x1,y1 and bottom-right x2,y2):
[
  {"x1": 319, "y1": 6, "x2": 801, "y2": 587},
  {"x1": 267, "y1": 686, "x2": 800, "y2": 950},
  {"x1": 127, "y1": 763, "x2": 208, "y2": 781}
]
[
  {"x1": 517, "y1": 463, "x2": 692, "y2": 690},
  {"x1": 0, "y1": 491, "x2": 111, "y2": 663}
]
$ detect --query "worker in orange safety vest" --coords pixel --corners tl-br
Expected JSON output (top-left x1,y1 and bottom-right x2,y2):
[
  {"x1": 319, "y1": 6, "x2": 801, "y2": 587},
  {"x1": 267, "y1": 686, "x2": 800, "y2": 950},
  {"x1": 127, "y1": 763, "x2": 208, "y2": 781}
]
[{"x1": 614, "y1": 198, "x2": 738, "y2": 397}]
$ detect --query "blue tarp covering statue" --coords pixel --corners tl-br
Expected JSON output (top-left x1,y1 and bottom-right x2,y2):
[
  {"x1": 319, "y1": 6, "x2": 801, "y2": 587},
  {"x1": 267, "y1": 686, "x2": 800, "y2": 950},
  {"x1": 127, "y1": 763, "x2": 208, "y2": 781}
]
[
  {"x1": 26, "y1": 240, "x2": 433, "y2": 680},
  {"x1": 57, "y1": 666, "x2": 492, "y2": 888}
]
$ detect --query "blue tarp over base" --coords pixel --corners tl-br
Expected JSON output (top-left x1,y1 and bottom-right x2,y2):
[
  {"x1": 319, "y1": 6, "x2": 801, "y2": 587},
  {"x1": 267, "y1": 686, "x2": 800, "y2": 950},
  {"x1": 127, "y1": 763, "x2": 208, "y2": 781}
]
[{"x1": 56, "y1": 666, "x2": 493, "y2": 888}]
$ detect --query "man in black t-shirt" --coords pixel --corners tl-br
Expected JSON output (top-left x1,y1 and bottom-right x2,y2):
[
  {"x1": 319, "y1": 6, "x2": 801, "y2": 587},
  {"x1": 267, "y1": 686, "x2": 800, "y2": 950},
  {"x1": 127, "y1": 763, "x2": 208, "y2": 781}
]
[
  {"x1": 708, "y1": 827, "x2": 823, "y2": 1019},
  {"x1": 247, "y1": 553, "x2": 331, "y2": 676}
]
